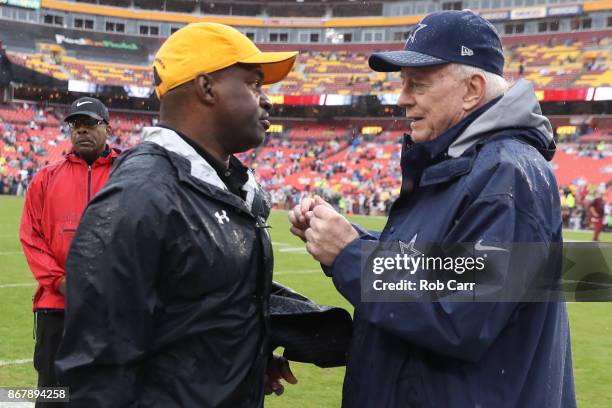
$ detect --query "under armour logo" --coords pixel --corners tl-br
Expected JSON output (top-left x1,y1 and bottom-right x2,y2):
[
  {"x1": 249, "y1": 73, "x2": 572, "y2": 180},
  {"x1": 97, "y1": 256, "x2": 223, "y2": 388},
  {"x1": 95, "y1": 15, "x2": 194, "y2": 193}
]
[
  {"x1": 214, "y1": 210, "x2": 230, "y2": 225},
  {"x1": 407, "y1": 24, "x2": 427, "y2": 43},
  {"x1": 461, "y1": 46, "x2": 474, "y2": 56}
]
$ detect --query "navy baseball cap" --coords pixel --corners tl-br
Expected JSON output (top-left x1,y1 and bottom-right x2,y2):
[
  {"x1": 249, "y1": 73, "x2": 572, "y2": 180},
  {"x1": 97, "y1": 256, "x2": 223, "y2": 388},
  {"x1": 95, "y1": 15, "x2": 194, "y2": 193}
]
[
  {"x1": 369, "y1": 10, "x2": 504, "y2": 76},
  {"x1": 64, "y1": 97, "x2": 110, "y2": 123}
]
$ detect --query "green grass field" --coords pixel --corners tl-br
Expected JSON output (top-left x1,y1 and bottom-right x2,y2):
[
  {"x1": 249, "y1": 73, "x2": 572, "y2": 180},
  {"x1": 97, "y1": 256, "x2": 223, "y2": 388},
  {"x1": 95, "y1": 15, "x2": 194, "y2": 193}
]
[{"x1": 0, "y1": 195, "x2": 610, "y2": 407}]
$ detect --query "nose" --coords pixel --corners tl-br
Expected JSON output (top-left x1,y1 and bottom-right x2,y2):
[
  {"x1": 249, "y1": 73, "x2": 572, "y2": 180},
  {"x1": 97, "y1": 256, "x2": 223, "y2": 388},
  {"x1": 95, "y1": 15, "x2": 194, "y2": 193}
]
[
  {"x1": 397, "y1": 88, "x2": 416, "y2": 109},
  {"x1": 75, "y1": 126, "x2": 89, "y2": 134},
  {"x1": 260, "y1": 91, "x2": 272, "y2": 112}
]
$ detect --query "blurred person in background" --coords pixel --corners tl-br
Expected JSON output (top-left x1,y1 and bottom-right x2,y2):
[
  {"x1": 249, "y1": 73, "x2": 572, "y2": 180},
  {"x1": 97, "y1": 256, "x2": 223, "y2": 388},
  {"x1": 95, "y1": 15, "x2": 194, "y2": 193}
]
[
  {"x1": 19, "y1": 97, "x2": 118, "y2": 407},
  {"x1": 589, "y1": 190, "x2": 606, "y2": 240}
]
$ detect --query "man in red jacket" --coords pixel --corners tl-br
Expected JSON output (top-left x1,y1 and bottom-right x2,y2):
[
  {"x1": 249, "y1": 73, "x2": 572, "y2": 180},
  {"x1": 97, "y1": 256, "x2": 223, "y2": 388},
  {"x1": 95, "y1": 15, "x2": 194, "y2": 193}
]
[
  {"x1": 19, "y1": 97, "x2": 119, "y2": 405},
  {"x1": 589, "y1": 190, "x2": 606, "y2": 241}
]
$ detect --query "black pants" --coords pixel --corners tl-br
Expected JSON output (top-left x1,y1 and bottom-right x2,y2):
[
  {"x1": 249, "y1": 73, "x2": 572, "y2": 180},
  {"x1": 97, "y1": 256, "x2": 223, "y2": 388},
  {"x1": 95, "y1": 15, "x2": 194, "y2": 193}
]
[{"x1": 34, "y1": 310, "x2": 65, "y2": 407}]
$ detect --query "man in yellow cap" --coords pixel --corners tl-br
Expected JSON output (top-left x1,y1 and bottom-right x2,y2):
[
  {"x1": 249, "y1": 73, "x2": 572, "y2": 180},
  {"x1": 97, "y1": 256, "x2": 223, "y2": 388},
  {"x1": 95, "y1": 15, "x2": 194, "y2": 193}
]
[{"x1": 56, "y1": 23, "x2": 298, "y2": 407}]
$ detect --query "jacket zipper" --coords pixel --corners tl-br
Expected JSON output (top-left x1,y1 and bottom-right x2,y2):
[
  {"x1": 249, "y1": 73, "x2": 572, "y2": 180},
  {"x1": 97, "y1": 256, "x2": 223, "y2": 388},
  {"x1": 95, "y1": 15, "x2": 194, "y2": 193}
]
[{"x1": 87, "y1": 165, "x2": 92, "y2": 202}]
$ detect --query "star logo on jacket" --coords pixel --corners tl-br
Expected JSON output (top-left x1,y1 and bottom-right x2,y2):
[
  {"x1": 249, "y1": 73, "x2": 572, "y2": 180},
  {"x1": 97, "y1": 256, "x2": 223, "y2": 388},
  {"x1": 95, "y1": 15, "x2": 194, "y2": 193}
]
[
  {"x1": 214, "y1": 210, "x2": 230, "y2": 225},
  {"x1": 407, "y1": 24, "x2": 427, "y2": 44},
  {"x1": 399, "y1": 233, "x2": 422, "y2": 258}
]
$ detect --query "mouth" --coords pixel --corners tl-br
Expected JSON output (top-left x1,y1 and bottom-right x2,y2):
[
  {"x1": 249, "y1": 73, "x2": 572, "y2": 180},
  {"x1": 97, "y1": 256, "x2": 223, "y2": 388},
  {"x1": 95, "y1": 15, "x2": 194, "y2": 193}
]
[
  {"x1": 75, "y1": 139, "x2": 94, "y2": 147},
  {"x1": 407, "y1": 117, "x2": 423, "y2": 129}
]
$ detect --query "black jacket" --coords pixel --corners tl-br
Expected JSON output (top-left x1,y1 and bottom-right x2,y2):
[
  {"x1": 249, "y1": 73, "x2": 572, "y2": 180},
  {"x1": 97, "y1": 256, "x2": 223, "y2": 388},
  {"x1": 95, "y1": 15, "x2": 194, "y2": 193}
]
[{"x1": 56, "y1": 127, "x2": 274, "y2": 407}]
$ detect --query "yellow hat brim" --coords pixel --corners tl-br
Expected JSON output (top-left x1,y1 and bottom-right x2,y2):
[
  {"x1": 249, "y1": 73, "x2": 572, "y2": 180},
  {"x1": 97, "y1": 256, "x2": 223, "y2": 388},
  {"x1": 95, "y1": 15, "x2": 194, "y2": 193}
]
[{"x1": 239, "y1": 51, "x2": 298, "y2": 85}]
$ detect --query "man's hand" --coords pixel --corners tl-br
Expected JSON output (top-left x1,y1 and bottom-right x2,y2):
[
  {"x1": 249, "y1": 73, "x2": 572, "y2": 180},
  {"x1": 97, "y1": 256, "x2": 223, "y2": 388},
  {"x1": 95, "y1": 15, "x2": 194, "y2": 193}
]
[
  {"x1": 265, "y1": 355, "x2": 298, "y2": 396},
  {"x1": 288, "y1": 196, "x2": 332, "y2": 242},
  {"x1": 305, "y1": 204, "x2": 359, "y2": 266},
  {"x1": 58, "y1": 278, "x2": 66, "y2": 295}
]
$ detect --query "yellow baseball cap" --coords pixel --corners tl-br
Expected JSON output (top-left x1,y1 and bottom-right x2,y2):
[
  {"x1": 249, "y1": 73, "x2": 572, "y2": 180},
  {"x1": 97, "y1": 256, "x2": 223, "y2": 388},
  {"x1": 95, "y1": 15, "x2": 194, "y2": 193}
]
[{"x1": 153, "y1": 22, "x2": 298, "y2": 98}]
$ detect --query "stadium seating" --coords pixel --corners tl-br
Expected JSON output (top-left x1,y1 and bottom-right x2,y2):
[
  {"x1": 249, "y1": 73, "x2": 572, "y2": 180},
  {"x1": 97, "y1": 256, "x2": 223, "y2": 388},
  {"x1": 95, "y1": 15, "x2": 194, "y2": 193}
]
[
  {"x1": 7, "y1": 51, "x2": 153, "y2": 87},
  {"x1": 2, "y1": 101, "x2": 609, "y2": 192},
  {"x1": 6, "y1": 33, "x2": 610, "y2": 94},
  {"x1": 553, "y1": 144, "x2": 612, "y2": 186},
  {"x1": 504, "y1": 36, "x2": 611, "y2": 88},
  {"x1": 0, "y1": 103, "x2": 154, "y2": 178},
  {"x1": 63, "y1": 57, "x2": 153, "y2": 87}
]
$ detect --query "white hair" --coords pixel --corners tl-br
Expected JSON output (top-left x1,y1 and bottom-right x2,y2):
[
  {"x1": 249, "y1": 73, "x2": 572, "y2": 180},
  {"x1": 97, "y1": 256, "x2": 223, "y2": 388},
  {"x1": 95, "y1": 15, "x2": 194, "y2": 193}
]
[{"x1": 450, "y1": 63, "x2": 509, "y2": 102}]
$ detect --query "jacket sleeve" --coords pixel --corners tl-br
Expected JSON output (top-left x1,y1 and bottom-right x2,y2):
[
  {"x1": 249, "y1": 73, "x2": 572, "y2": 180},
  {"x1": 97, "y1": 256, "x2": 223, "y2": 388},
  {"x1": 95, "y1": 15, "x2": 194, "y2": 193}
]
[
  {"x1": 352, "y1": 223, "x2": 381, "y2": 240},
  {"x1": 55, "y1": 168, "x2": 166, "y2": 407},
  {"x1": 19, "y1": 170, "x2": 65, "y2": 292},
  {"x1": 328, "y1": 178, "x2": 555, "y2": 363}
]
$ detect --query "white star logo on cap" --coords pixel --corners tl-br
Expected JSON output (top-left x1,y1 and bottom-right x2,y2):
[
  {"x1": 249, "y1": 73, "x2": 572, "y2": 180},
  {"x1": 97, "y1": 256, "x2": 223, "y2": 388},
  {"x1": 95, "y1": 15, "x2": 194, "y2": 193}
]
[{"x1": 407, "y1": 24, "x2": 427, "y2": 44}]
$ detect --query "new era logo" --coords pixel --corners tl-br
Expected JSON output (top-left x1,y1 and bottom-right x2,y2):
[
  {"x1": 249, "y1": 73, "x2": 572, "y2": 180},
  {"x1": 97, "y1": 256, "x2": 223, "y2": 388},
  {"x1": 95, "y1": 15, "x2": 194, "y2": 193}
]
[{"x1": 461, "y1": 46, "x2": 474, "y2": 56}]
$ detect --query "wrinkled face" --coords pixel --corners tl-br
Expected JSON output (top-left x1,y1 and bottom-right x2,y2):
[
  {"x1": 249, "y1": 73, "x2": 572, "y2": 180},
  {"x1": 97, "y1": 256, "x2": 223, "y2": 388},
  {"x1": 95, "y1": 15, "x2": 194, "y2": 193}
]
[
  {"x1": 68, "y1": 115, "x2": 109, "y2": 161},
  {"x1": 398, "y1": 64, "x2": 468, "y2": 143},
  {"x1": 212, "y1": 64, "x2": 272, "y2": 153}
]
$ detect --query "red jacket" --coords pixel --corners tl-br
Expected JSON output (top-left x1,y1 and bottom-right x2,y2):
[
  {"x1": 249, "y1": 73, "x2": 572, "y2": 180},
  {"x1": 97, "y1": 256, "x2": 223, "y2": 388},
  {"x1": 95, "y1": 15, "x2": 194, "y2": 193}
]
[{"x1": 20, "y1": 148, "x2": 120, "y2": 310}]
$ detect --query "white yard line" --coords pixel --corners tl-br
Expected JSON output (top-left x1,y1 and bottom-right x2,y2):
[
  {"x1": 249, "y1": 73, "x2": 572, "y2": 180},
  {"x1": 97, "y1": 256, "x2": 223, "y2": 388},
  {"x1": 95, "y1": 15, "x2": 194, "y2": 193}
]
[
  {"x1": 278, "y1": 247, "x2": 308, "y2": 253},
  {"x1": 0, "y1": 283, "x2": 35, "y2": 289},
  {"x1": 274, "y1": 269, "x2": 321, "y2": 276},
  {"x1": 0, "y1": 359, "x2": 30, "y2": 367},
  {"x1": 0, "y1": 401, "x2": 34, "y2": 407}
]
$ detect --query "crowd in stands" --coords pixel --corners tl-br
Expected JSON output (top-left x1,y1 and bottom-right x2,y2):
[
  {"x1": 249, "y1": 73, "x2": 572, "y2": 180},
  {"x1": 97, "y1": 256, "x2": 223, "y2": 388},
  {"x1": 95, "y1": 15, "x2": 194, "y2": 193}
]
[
  {"x1": 504, "y1": 35, "x2": 611, "y2": 88},
  {"x1": 560, "y1": 182, "x2": 612, "y2": 236},
  {"x1": 1, "y1": 102, "x2": 610, "y2": 235},
  {"x1": 0, "y1": 102, "x2": 153, "y2": 195},
  {"x1": 5, "y1": 32, "x2": 611, "y2": 95}
]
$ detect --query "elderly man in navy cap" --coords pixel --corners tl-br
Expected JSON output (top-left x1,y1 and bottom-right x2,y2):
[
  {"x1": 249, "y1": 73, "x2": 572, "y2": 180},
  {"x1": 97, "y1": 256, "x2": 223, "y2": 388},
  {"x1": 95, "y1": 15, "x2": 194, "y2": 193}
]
[{"x1": 289, "y1": 10, "x2": 575, "y2": 408}]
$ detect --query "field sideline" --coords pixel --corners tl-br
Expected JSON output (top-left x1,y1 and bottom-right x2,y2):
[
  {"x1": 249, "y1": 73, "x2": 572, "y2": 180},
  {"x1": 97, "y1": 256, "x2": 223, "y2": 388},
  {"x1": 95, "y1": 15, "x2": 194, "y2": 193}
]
[{"x1": 0, "y1": 195, "x2": 610, "y2": 407}]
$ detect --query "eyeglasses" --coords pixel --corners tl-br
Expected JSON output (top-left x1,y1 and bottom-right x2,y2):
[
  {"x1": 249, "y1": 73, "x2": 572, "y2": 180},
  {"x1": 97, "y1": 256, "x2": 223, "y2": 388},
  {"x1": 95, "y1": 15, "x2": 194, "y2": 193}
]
[{"x1": 67, "y1": 118, "x2": 105, "y2": 129}]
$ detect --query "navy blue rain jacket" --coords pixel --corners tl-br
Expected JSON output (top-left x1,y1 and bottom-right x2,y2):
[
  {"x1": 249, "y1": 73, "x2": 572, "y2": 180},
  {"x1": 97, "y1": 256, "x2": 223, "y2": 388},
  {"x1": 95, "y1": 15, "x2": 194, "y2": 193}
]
[{"x1": 325, "y1": 80, "x2": 576, "y2": 408}]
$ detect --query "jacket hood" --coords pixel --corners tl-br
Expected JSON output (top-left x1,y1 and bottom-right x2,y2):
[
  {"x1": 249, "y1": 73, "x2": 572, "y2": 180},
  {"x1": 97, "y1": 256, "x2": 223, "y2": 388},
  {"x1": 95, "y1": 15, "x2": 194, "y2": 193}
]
[
  {"x1": 448, "y1": 79, "x2": 554, "y2": 159},
  {"x1": 141, "y1": 126, "x2": 261, "y2": 210}
]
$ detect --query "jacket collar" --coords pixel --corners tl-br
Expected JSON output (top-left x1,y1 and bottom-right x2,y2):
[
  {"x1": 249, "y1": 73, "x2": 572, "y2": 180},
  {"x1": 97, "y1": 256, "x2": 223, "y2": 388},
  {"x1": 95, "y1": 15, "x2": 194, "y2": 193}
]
[
  {"x1": 399, "y1": 98, "x2": 498, "y2": 192},
  {"x1": 141, "y1": 126, "x2": 260, "y2": 211},
  {"x1": 403, "y1": 96, "x2": 501, "y2": 166}
]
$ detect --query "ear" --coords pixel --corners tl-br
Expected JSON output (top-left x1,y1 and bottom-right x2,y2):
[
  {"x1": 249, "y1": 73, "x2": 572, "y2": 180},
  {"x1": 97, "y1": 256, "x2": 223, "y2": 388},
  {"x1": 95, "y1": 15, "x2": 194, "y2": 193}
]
[
  {"x1": 462, "y1": 73, "x2": 486, "y2": 111},
  {"x1": 105, "y1": 125, "x2": 112, "y2": 138},
  {"x1": 194, "y1": 74, "x2": 216, "y2": 106}
]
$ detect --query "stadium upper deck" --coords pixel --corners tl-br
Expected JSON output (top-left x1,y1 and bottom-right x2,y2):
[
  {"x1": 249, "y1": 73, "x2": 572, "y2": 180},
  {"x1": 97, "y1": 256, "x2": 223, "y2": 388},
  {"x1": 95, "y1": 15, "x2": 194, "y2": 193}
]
[
  {"x1": 1, "y1": 0, "x2": 611, "y2": 40},
  {"x1": 0, "y1": 1, "x2": 610, "y2": 110},
  {"x1": 4, "y1": 29, "x2": 611, "y2": 93}
]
